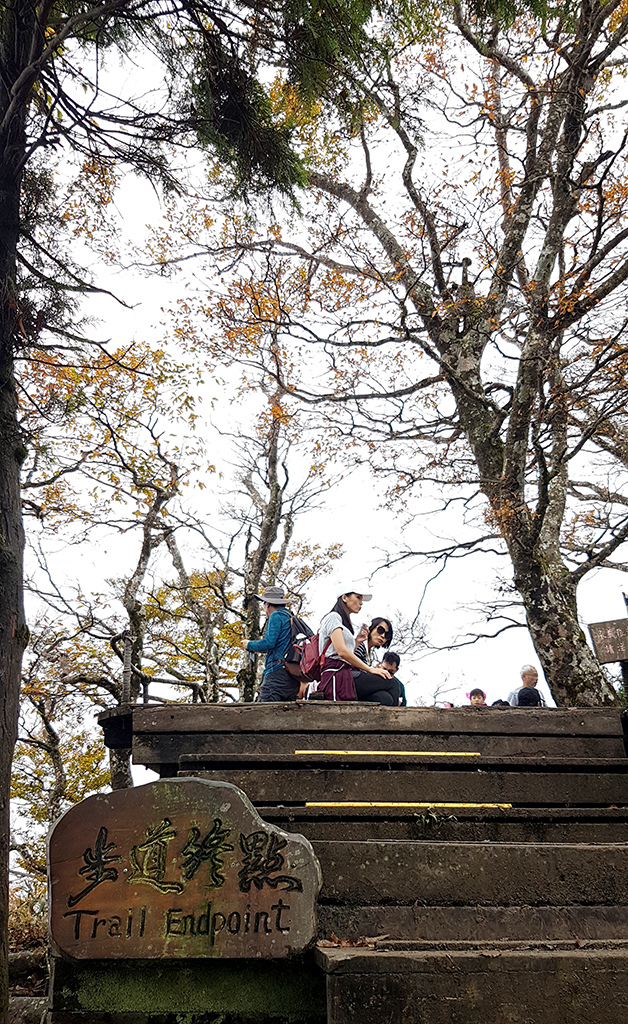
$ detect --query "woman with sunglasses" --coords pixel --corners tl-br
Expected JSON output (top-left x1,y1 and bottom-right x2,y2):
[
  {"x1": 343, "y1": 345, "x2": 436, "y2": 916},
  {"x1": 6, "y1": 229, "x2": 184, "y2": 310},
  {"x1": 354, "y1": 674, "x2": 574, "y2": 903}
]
[{"x1": 353, "y1": 617, "x2": 400, "y2": 706}]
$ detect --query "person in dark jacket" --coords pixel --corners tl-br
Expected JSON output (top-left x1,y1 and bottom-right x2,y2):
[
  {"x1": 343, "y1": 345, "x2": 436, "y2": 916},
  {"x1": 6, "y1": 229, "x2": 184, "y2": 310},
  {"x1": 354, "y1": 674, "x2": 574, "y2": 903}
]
[
  {"x1": 240, "y1": 586, "x2": 298, "y2": 702},
  {"x1": 517, "y1": 686, "x2": 543, "y2": 707},
  {"x1": 381, "y1": 651, "x2": 406, "y2": 706}
]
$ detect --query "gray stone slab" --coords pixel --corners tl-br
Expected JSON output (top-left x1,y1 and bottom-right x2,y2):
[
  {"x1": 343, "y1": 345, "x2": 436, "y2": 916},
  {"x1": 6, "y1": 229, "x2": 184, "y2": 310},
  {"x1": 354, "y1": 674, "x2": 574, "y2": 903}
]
[
  {"x1": 258, "y1": 805, "x2": 628, "y2": 843},
  {"x1": 126, "y1": 704, "x2": 623, "y2": 737},
  {"x1": 311, "y1": 840, "x2": 628, "y2": 904},
  {"x1": 179, "y1": 753, "x2": 628, "y2": 768},
  {"x1": 132, "y1": 731, "x2": 625, "y2": 772},
  {"x1": 317, "y1": 948, "x2": 628, "y2": 1024},
  {"x1": 47, "y1": 954, "x2": 326, "y2": 1022},
  {"x1": 182, "y1": 766, "x2": 628, "y2": 805},
  {"x1": 316, "y1": 904, "x2": 628, "y2": 942}
]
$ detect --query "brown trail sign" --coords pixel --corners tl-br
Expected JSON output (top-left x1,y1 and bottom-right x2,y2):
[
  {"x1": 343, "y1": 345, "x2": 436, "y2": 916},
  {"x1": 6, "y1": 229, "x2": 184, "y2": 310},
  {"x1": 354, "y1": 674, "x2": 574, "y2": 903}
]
[
  {"x1": 48, "y1": 777, "x2": 321, "y2": 960},
  {"x1": 588, "y1": 619, "x2": 628, "y2": 665}
]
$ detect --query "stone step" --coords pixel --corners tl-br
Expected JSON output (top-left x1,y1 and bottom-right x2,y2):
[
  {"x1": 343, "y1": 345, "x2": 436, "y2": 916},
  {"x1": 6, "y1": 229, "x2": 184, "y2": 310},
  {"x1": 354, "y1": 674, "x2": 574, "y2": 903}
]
[
  {"x1": 124, "y1": 704, "x2": 623, "y2": 738},
  {"x1": 100, "y1": 704, "x2": 627, "y2": 776},
  {"x1": 372, "y1": 938, "x2": 628, "y2": 950},
  {"x1": 180, "y1": 761, "x2": 628, "y2": 806},
  {"x1": 315, "y1": 946, "x2": 628, "y2": 1024},
  {"x1": 137, "y1": 729, "x2": 625, "y2": 771},
  {"x1": 258, "y1": 804, "x2": 628, "y2": 843},
  {"x1": 140, "y1": 729, "x2": 625, "y2": 762},
  {"x1": 311, "y1": 840, "x2": 628, "y2": 905},
  {"x1": 316, "y1": 904, "x2": 628, "y2": 943},
  {"x1": 180, "y1": 753, "x2": 628, "y2": 769}
]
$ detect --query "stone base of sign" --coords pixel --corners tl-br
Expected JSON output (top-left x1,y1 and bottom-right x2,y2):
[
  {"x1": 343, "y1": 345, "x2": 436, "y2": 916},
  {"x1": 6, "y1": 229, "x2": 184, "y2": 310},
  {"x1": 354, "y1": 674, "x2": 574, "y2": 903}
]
[{"x1": 45, "y1": 954, "x2": 326, "y2": 1023}]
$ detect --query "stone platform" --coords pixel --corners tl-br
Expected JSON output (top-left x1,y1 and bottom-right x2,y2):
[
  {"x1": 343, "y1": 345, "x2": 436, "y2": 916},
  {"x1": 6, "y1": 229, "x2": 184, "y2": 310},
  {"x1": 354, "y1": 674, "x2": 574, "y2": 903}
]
[{"x1": 47, "y1": 702, "x2": 628, "y2": 1023}]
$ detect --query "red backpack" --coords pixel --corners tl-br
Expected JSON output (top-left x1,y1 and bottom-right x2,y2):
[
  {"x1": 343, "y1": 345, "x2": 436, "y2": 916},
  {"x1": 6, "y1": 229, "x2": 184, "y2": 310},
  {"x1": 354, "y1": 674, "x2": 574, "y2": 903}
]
[{"x1": 299, "y1": 634, "x2": 331, "y2": 683}]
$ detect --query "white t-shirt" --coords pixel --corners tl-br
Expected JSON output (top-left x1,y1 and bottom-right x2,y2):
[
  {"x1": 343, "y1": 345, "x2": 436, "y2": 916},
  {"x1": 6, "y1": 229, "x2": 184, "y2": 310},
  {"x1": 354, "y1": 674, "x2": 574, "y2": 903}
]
[{"x1": 319, "y1": 612, "x2": 356, "y2": 662}]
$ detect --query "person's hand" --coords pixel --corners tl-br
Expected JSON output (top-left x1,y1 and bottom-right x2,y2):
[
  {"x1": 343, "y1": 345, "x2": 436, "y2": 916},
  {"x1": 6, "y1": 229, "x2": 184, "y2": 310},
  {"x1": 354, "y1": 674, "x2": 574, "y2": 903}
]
[
  {"x1": 240, "y1": 640, "x2": 250, "y2": 652},
  {"x1": 370, "y1": 665, "x2": 391, "y2": 678},
  {"x1": 355, "y1": 623, "x2": 369, "y2": 645}
]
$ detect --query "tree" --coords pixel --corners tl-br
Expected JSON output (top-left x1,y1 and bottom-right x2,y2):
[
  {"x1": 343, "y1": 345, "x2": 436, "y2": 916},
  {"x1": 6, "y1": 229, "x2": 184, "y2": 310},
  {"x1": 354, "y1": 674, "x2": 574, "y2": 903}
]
[
  {"x1": 157, "y1": 0, "x2": 628, "y2": 707},
  {"x1": 2, "y1": 1, "x2": 394, "y2": 1006},
  {"x1": 11, "y1": 374, "x2": 341, "y2": 910},
  {"x1": 20, "y1": 367, "x2": 339, "y2": 786},
  {"x1": 10, "y1": 676, "x2": 110, "y2": 884}
]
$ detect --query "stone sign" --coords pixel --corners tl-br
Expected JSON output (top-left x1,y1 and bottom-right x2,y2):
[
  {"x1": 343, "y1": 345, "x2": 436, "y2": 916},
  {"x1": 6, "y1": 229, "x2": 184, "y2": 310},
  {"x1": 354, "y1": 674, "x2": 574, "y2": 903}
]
[
  {"x1": 589, "y1": 618, "x2": 628, "y2": 664},
  {"x1": 49, "y1": 778, "x2": 321, "y2": 960}
]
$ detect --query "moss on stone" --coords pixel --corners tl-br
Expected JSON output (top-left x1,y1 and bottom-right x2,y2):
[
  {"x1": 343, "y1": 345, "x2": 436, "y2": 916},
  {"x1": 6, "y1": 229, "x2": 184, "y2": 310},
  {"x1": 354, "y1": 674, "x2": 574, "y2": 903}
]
[{"x1": 51, "y1": 955, "x2": 326, "y2": 1021}]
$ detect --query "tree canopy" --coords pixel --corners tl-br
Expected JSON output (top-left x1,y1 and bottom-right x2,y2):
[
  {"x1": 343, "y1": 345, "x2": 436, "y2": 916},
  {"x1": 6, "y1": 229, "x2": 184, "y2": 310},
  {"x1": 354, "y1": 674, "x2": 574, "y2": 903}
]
[{"x1": 156, "y1": 0, "x2": 628, "y2": 707}]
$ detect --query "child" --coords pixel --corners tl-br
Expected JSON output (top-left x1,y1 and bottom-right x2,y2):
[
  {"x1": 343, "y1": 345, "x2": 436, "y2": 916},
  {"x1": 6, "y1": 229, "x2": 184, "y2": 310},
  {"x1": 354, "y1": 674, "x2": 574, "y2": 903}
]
[{"x1": 469, "y1": 688, "x2": 487, "y2": 707}]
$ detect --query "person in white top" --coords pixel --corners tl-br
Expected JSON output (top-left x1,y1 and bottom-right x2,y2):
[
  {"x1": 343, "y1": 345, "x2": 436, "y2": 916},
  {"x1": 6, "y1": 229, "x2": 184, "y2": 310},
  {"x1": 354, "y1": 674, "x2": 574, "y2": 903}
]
[
  {"x1": 314, "y1": 586, "x2": 391, "y2": 701},
  {"x1": 506, "y1": 665, "x2": 547, "y2": 707}
]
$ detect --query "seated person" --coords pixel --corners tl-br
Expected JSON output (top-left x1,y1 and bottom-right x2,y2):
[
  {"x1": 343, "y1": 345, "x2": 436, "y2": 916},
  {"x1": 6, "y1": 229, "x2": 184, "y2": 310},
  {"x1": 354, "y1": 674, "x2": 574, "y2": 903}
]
[
  {"x1": 517, "y1": 686, "x2": 543, "y2": 707},
  {"x1": 469, "y1": 688, "x2": 486, "y2": 706},
  {"x1": 381, "y1": 651, "x2": 406, "y2": 706},
  {"x1": 353, "y1": 618, "x2": 400, "y2": 706}
]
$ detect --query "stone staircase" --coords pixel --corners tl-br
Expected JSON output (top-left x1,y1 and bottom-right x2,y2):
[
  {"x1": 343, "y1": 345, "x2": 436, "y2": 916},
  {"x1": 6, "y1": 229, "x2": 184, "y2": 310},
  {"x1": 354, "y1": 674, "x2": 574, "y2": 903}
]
[{"x1": 100, "y1": 701, "x2": 628, "y2": 1023}]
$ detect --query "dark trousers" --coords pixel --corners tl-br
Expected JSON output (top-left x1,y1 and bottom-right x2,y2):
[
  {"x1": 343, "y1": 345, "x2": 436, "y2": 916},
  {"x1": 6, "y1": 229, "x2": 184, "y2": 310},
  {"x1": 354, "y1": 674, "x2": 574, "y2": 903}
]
[
  {"x1": 354, "y1": 671, "x2": 400, "y2": 706},
  {"x1": 258, "y1": 666, "x2": 300, "y2": 703}
]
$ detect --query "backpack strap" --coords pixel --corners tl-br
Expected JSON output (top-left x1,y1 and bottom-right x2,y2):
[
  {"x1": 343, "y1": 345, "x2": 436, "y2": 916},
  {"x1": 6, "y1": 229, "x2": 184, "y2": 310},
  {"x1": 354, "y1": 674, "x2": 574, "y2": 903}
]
[{"x1": 319, "y1": 638, "x2": 332, "y2": 668}]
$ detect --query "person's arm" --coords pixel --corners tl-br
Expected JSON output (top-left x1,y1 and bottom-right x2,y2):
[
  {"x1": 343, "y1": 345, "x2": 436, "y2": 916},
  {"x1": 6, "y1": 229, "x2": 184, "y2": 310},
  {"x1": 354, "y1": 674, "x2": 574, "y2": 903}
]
[
  {"x1": 330, "y1": 628, "x2": 391, "y2": 677},
  {"x1": 244, "y1": 613, "x2": 283, "y2": 653},
  {"x1": 354, "y1": 641, "x2": 368, "y2": 662}
]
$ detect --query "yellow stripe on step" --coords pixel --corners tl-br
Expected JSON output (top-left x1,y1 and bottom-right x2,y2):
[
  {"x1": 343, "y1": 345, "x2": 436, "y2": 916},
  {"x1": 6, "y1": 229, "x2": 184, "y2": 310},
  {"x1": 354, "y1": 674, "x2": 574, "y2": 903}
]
[
  {"x1": 305, "y1": 801, "x2": 512, "y2": 809},
  {"x1": 294, "y1": 749, "x2": 481, "y2": 757}
]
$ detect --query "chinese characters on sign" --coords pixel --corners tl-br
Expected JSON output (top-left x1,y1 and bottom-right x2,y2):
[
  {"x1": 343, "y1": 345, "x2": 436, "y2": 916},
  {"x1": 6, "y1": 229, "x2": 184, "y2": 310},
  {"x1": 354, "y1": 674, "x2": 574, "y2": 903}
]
[
  {"x1": 588, "y1": 619, "x2": 628, "y2": 664},
  {"x1": 49, "y1": 779, "x2": 321, "y2": 960},
  {"x1": 67, "y1": 827, "x2": 121, "y2": 907}
]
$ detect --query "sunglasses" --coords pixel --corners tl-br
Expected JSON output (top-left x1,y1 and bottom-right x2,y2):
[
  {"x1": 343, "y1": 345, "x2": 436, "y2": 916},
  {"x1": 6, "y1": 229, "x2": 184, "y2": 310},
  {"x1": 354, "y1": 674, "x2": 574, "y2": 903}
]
[{"x1": 375, "y1": 624, "x2": 391, "y2": 639}]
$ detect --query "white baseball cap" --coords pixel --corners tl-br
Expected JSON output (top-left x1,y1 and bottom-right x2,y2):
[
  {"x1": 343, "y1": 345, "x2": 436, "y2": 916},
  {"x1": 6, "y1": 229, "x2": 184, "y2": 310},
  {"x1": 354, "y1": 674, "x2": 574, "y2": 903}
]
[{"x1": 336, "y1": 584, "x2": 372, "y2": 601}]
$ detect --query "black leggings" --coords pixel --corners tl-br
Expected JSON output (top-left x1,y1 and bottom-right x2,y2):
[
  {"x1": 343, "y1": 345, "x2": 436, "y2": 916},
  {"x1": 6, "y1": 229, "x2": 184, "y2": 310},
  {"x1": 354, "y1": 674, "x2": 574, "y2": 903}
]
[{"x1": 353, "y1": 671, "x2": 400, "y2": 706}]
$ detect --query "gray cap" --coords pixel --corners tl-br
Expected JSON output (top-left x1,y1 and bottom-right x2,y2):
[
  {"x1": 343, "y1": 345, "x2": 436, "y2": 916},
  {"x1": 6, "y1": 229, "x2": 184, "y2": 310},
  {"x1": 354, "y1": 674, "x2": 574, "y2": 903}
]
[{"x1": 254, "y1": 586, "x2": 290, "y2": 606}]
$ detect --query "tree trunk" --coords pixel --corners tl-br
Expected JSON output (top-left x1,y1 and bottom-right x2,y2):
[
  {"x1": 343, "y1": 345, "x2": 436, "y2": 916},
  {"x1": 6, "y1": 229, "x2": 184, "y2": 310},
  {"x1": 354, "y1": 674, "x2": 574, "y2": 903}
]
[
  {"x1": 0, "y1": 310, "x2": 27, "y2": 1024},
  {"x1": 238, "y1": 416, "x2": 284, "y2": 701},
  {"x1": 0, "y1": 7, "x2": 38, "y2": 1017},
  {"x1": 513, "y1": 557, "x2": 618, "y2": 706},
  {"x1": 109, "y1": 748, "x2": 134, "y2": 790},
  {"x1": 238, "y1": 594, "x2": 261, "y2": 703}
]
